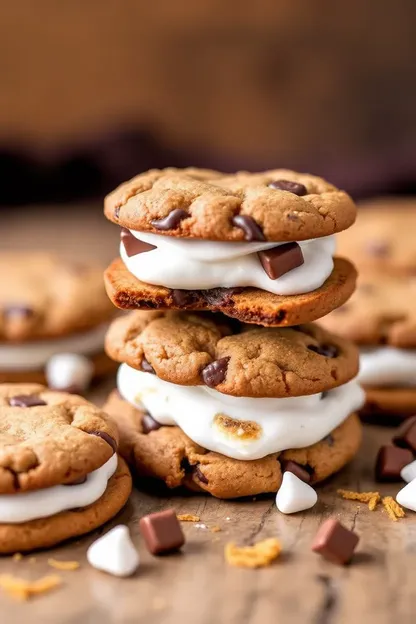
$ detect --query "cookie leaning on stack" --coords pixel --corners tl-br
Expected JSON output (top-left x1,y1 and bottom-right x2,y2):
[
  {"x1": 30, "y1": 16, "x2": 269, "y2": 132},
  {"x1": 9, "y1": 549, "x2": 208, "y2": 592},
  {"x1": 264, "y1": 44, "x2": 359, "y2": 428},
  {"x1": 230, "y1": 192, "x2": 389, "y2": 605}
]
[
  {"x1": 0, "y1": 254, "x2": 116, "y2": 388},
  {"x1": 0, "y1": 384, "x2": 131, "y2": 553},
  {"x1": 102, "y1": 167, "x2": 364, "y2": 498}
]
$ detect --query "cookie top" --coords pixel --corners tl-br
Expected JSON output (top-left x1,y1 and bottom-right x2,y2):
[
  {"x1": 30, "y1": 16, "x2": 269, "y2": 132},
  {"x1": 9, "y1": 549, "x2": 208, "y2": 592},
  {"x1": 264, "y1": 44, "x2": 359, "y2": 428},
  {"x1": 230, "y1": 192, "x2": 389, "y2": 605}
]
[
  {"x1": 319, "y1": 275, "x2": 416, "y2": 348},
  {"x1": 104, "y1": 168, "x2": 356, "y2": 242},
  {"x1": 105, "y1": 311, "x2": 359, "y2": 397},
  {"x1": 0, "y1": 383, "x2": 118, "y2": 493},
  {"x1": 104, "y1": 256, "x2": 357, "y2": 327},
  {"x1": 337, "y1": 198, "x2": 416, "y2": 275},
  {"x1": 0, "y1": 253, "x2": 114, "y2": 342}
]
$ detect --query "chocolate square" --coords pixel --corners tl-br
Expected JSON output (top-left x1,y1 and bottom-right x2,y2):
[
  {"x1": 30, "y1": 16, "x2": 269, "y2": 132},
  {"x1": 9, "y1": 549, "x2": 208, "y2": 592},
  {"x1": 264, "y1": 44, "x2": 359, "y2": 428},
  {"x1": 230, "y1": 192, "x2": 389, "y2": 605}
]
[
  {"x1": 258, "y1": 242, "x2": 304, "y2": 280},
  {"x1": 139, "y1": 509, "x2": 185, "y2": 555},
  {"x1": 375, "y1": 445, "x2": 414, "y2": 482},
  {"x1": 312, "y1": 518, "x2": 359, "y2": 565}
]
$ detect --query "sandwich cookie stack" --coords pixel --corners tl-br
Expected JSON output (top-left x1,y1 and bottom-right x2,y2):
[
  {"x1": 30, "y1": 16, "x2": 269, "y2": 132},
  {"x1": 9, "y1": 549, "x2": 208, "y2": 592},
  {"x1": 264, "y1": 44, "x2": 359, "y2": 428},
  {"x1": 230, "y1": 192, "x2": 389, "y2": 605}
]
[
  {"x1": 102, "y1": 168, "x2": 365, "y2": 498},
  {"x1": 321, "y1": 199, "x2": 416, "y2": 423},
  {"x1": 0, "y1": 384, "x2": 131, "y2": 552},
  {"x1": 0, "y1": 254, "x2": 115, "y2": 391}
]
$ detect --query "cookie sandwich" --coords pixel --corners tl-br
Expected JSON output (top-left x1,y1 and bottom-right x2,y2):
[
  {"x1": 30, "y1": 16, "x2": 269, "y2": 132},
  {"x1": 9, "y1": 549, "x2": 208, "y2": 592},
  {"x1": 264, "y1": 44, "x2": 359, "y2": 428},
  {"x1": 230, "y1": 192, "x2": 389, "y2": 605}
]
[
  {"x1": 103, "y1": 312, "x2": 364, "y2": 499},
  {"x1": 104, "y1": 168, "x2": 357, "y2": 326},
  {"x1": 0, "y1": 253, "x2": 115, "y2": 390},
  {"x1": 0, "y1": 384, "x2": 131, "y2": 553},
  {"x1": 320, "y1": 275, "x2": 416, "y2": 423}
]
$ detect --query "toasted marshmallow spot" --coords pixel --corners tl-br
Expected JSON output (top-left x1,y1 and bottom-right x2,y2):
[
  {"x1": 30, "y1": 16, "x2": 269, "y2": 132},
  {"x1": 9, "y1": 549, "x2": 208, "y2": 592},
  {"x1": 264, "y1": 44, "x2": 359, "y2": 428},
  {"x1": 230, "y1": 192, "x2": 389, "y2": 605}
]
[{"x1": 214, "y1": 413, "x2": 262, "y2": 440}]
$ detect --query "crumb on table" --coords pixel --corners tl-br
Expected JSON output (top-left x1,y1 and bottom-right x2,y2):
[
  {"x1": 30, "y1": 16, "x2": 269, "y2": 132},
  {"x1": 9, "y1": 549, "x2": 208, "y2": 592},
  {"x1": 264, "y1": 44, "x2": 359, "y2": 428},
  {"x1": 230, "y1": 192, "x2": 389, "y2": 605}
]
[
  {"x1": 225, "y1": 538, "x2": 281, "y2": 568},
  {"x1": 337, "y1": 489, "x2": 381, "y2": 511}
]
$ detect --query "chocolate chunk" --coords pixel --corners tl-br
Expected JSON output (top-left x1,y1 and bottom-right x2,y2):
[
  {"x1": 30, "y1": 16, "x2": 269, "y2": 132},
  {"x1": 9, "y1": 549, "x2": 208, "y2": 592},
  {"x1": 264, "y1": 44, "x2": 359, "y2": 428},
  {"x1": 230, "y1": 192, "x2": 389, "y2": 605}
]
[
  {"x1": 172, "y1": 289, "x2": 198, "y2": 307},
  {"x1": 139, "y1": 509, "x2": 185, "y2": 555},
  {"x1": 142, "y1": 412, "x2": 162, "y2": 434},
  {"x1": 311, "y1": 518, "x2": 359, "y2": 565},
  {"x1": 308, "y1": 344, "x2": 338, "y2": 358},
  {"x1": 114, "y1": 205, "x2": 121, "y2": 219},
  {"x1": 280, "y1": 459, "x2": 311, "y2": 483},
  {"x1": 3, "y1": 305, "x2": 34, "y2": 319},
  {"x1": 393, "y1": 416, "x2": 416, "y2": 452},
  {"x1": 258, "y1": 242, "x2": 304, "y2": 280},
  {"x1": 201, "y1": 357, "x2": 230, "y2": 387},
  {"x1": 141, "y1": 357, "x2": 155, "y2": 374},
  {"x1": 9, "y1": 395, "x2": 47, "y2": 408},
  {"x1": 375, "y1": 445, "x2": 414, "y2": 482},
  {"x1": 90, "y1": 431, "x2": 118, "y2": 452},
  {"x1": 231, "y1": 215, "x2": 265, "y2": 241},
  {"x1": 151, "y1": 208, "x2": 188, "y2": 230},
  {"x1": 194, "y1": 465, "x2": 209, "y2": 484},
  {"x1": 323, "y1": 433, "x2": 334, "y2": 446},
  {"x1": 268, "y1": 179, "x2": 307, "y2": 196},
  {"x1": 64, "y1": 475, "x2": 87, "y2": 486},
  {"x1": 366, "y1": 240, "x2": 390, "y2": 257},
  {"x1": 120, "y1": 228, "x2": 156, "y2": 257}
]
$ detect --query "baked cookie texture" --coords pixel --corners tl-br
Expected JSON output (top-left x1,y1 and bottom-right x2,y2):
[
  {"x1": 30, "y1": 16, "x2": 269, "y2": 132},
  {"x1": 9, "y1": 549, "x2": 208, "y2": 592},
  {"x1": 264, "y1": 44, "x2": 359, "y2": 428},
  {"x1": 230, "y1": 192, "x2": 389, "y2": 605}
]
[
  {"x1": 104, "y1": 390, "x2": 362, "y2": 499},
  {"x1": 0, "y1": 384, "x2": 132, "y2": 552},
  {"x1": 0, "y1": 384, "x2": 118, "y2": 493},
  {"x1": 361, "y1": 388, "x2": 416, "y2": 422},
  {"x1": 319, "y1": 276, "x2": 416, "y2": 347},
  {"x1": 104, "y1": 168, "x2": 356, "y2": 242},
  {"x1": 0, "y1": 253, "x2": 114, "y2": 342},
  {"x1": 105, "y1": 256, "x2": 357, "y2": 327},
  {"x1": 105, "y1": 311, "x2": 359, "y2": 398},
  {"x1": 0, "y1": 457, "x2": 131, "y2": 553},
  {"x1": 337, "y1": 198, "x2": 416, "y2": 276}
]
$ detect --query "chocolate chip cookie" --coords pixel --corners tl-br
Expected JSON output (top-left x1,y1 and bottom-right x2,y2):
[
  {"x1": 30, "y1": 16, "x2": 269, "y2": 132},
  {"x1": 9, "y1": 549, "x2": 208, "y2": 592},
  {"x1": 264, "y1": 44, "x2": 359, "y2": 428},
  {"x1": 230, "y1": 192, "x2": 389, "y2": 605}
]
[
  {"x1": 0, "y1": 253, "x2": 115, "y2": 385},
  {"x1": 104, "y1": 255, "x2": 357, "y2": 327},
  {"x1": 105, "y1": 311, "x2": 359, "y2": 398},
  {"x1": 0, "y1": 384, "x2": 131, "y2": 552},
  {"x1": 105, "y1": 168, "x2": 356, "y2": 241},
  {"x1": 104, "y1": 390, "x2": 362, "y2": 499},
  {"x1": 337, "y1": 198, "x2": 416, "y2": 275}
]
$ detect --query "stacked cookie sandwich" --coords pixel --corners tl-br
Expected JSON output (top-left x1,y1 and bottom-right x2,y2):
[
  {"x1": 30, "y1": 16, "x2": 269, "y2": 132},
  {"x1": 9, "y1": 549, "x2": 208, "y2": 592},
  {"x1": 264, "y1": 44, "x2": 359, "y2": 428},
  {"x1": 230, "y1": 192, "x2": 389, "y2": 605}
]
[
  {"x1": 102, "y1": 168, "x2": 365, "y2": 498},
  {"x1": 321, "y1": 198, "x2": 416, "y2": 423},
  {"x1": 0, "y1": 253, "x2": 115, "y2": 390},
  {"x1": 0, "y1": 384, "x2": 131, "y2": 553}
]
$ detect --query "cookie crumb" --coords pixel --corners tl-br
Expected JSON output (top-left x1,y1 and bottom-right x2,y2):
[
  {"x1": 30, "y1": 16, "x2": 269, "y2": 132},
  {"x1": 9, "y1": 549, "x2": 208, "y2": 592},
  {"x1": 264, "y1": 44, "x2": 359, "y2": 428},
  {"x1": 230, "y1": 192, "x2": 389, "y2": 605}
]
[
  {"x1": 48, "y1": 558, "x2": 80, "y2": 571},
  {"x1": 337, "y1": 489, "x2": 380, "y2": 511},
  {"x1": 210, "y1": 526, "x2": 221, "y2": 533},
  {"x1": 0, "y1": 574, "x2": 61, "y2": 601},
  {"x1": 12, "y1": 553, "x2": 23, "y2": 562},
  {"x1": 225, "y1": 538, "x2": 281, "y2": 568},
  {"x1": 177, "y1": 514, "x2": 200, "y2": 522},
  {"x1": 382, "y1": 497, "x2": 405, "y2": 521}
]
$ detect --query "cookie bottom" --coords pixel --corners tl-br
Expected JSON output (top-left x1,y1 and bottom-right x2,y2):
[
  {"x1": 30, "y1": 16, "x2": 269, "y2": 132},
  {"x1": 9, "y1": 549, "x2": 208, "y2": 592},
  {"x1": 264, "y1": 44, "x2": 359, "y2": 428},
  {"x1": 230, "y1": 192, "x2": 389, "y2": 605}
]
[
  {"x1": 360, "y1": 387, "x2": 416, "y2": 425},
  {"x1": 0, "y1": 457, "x2": 132, "y2": 553},
  {"x1": 0, "y1": 351, "x2": 116, "y2": 385},
  {"x1": 104, "y1": 391, "x2": 362, "y2": 499}
]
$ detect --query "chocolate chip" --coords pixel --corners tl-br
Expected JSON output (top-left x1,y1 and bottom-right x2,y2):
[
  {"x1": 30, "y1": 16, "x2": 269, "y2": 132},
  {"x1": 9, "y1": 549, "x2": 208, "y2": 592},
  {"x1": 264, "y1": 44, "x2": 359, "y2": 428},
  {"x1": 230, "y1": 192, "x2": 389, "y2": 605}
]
[
  {"x1": 90, "y1": 431, "x2": 118, "y2": 452},
  {"x1": 375, "y1": 445, "x2": 414, "y2": 482},
  {"x1": 286, "y1": 213, "x2": 300, "y2": 221},
  {"x1": 308, "y1": 344, "x2": 338, "y2": 358},
  {"x1": 323, "y1": 433, "x2": 334, "y2": 446},
  {"x1": 194, "y1": 465, "x2": 209, "y2": 484},
  {"x1": 64, "y1": 475, "x2": 87, "y2": 486},
  {"x1": 393, "y1": 416, "x2": 416, "y2": 452},
  {"x1": 141, "y1": 357, "x2": 155, "y2": 374},
  {"x1": 139, "y1": 509, "x2": 185, "y2": 555},
  {"x1": 201, "y1": 357, "x2": 230, "y2": 387},
  {"x1": 3, "y1": 305, "x2": 34, "y2": 319},
  {"x1": 258, "y1": 242, "x2": 304, "y2": 280},
  {"x1": 311, "y1": 518, "x2": 359, "y2": 565},
  {"x1": 268, "y1": 179, "x2": 307, "y2": 196},
  {"x1": 142, "y1": 412, "x2": 162, "y2": 434},
  {"x1": 231, "y1": 215, "x2": 265, "y2": 241},
  {"x1": 366, "y1": 240, "x2": 390, "y2": 257},
  {"x1": 114, "y1": 205, "x2": 121, "y2": 219},
  {"x1": 172, "y1": 289, "x2": 198, "y2": 307},
  {"x1": 151, "y1": 209, "x2": 188, "y2": 231},
  {"x1": 321, "y1": 392, "x2": 329, "y2": 401},
  {"x1": 9, "y1": 395, "x2": 47, "y2": 407},
  {"x1": 120, "y1": 228, "x2": 156, "y2": 257},
  {"x1": 280, "y1": 459, "x2": 311, "y2": 483}
]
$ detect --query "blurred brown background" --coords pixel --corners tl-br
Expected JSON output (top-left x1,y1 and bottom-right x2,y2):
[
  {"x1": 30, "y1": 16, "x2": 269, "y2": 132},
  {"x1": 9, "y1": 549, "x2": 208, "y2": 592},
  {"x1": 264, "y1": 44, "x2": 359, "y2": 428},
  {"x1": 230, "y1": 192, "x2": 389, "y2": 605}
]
[{"x1": 1, "y1": 0, "x2": 416, "y2": 204}]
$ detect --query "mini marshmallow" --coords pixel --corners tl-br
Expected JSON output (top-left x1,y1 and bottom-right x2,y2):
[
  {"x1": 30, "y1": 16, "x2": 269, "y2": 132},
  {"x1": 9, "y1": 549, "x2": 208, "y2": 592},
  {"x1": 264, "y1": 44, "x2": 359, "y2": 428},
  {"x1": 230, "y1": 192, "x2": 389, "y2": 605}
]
[
  {"x1": 396, "y1": 479, "x2": 416, "y2": 512},
  {"x1": 87, "y1": 525, "x2": 139, "y2": 577},
  {"x1": 275, "y1": 472, "x2": 318, "y2": 514},
  {"x1": 46, "y1": 353, "x2": 94, "y2": 392},
  {"x1": 400, "y1": 459, "x2": 416, "y2": 483}
]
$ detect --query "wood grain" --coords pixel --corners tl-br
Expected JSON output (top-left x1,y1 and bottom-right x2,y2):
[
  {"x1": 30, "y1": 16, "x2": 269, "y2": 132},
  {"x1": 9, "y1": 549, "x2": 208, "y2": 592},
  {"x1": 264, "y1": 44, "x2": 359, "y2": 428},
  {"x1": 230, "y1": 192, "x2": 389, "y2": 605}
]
[{"x1": 0, "y1": 206, "x2": 415, "y2": 623}]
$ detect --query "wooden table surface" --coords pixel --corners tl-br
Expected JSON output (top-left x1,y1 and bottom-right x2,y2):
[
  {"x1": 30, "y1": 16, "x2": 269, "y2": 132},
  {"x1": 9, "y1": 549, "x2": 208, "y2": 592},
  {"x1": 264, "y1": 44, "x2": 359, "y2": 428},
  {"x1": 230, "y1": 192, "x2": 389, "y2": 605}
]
[{"x1": 1, "y1": 205, "x2": 415, "y2": 623}]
